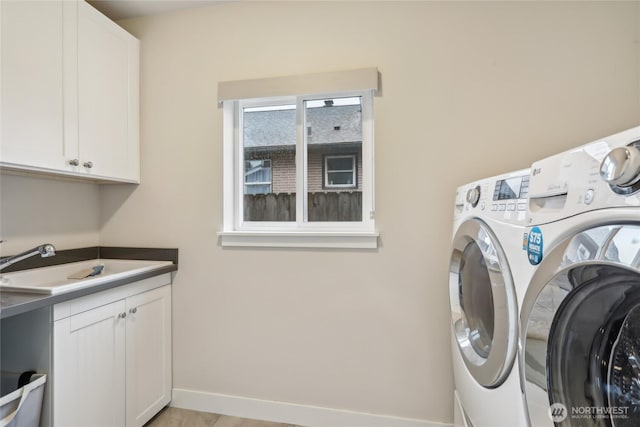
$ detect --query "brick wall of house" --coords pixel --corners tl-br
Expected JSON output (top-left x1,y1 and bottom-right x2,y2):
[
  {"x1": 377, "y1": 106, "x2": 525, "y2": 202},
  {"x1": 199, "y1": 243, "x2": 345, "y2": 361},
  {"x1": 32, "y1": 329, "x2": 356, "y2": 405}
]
[
  {"x1": 271, "y1": 150, "x2": 296, "y2": 193},
  {"x1": 247, "y1": 146, "x2": 362, "y2": 194}
]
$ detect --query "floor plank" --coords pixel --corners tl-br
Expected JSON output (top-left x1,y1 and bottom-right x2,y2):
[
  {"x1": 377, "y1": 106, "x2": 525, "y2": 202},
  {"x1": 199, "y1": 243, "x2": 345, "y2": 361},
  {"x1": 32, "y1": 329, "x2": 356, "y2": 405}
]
[
  {"x1": 145, "y1": 407, "x2": 220, "y2": 427},
  {"x1": 212, "y1": 415, "x2": 296, "y2": 427},
  {"x1": 145, "y1": 407, "x2": 300, "y2": 427}
]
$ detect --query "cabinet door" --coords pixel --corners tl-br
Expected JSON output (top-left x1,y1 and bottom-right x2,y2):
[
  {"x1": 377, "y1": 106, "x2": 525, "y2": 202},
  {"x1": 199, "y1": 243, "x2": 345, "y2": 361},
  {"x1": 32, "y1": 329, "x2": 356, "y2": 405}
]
[
  {"x1": 77, "y1": 1, "x2": 140, "y2": 182},
  {"x1": 0, "y1": 0, "x2": 76, "y2": 170},
  {"x1": 126, "y1": 285, "x2": 172, "y2": 427},
  {"x1": 53, "y1": 300, "x2": 126, "y2": 427}
]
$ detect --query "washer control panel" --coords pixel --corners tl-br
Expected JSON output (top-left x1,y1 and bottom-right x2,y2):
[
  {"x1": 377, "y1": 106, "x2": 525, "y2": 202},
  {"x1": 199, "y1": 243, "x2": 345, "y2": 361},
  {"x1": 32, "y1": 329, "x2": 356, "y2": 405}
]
[{"x1": 528, "y1": 126, "x2": 640, "y2": 225}]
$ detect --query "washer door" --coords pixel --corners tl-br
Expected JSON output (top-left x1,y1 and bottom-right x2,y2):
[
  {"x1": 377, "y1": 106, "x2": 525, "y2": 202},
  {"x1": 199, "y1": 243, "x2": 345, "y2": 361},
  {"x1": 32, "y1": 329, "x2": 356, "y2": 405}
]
[
  {"x1": 521, "y1": 225, "x2": 640, "y2": 427},
  {"x1": 449, "y1": 218, "x2": 518, "y2": 388}
]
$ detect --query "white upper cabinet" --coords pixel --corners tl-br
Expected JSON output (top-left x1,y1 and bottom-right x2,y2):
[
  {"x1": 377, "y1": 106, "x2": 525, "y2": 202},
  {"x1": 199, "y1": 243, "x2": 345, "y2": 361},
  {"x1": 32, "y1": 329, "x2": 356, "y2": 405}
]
[
  {"x1": 0, "y1": 1, "x2": 66, "y2": 169},
  {"x1": 78, "y1": 1, "x2": 139, "y2": 182},
  {"x1": 0, "y1": 0, "x2": 140, "y2": 183}
]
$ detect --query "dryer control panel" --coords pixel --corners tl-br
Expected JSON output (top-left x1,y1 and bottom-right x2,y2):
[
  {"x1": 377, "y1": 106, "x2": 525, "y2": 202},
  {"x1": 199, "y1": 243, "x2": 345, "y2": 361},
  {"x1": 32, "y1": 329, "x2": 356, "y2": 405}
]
[
  {"x1": 493, "y1": 175, "x2": 530, "y2": 203},
  {"x1": 528, "y1": 126, "x2": 640, "y2": 226},
  {"x1": 454, "y1": 169, "x2": 530, "y2": 226}
]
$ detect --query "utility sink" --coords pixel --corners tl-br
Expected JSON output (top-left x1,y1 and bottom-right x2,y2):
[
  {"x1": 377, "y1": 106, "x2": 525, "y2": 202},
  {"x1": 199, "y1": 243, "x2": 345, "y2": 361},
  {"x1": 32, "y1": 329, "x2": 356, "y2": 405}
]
[{"x1": 0, "y1": 259, "x2": 173, "y2": 295}]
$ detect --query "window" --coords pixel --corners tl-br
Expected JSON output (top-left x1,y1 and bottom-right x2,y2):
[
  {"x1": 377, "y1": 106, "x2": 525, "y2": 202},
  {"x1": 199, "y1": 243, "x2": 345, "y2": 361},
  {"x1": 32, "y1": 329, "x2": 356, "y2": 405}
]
[
  {"x1": 218, "y1": 69, "x2": 378, "y2": 248},
  {"x1": 244, "y1": 159, "x2": 272, "y2": 195},
  {"x1": 324, "y1": 155, "x2": 356, "y2": 189}
]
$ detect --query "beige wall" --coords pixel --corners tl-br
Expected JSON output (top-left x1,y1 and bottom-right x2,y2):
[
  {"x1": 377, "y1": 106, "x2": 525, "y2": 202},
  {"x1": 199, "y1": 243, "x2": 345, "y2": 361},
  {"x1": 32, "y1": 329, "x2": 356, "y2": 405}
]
[
  {"x1": 0, "y1": 174, "x2": 100, "y2": 256},
  {"x1": 0, "y1": 1, "x2": 634, "y2": 425}
]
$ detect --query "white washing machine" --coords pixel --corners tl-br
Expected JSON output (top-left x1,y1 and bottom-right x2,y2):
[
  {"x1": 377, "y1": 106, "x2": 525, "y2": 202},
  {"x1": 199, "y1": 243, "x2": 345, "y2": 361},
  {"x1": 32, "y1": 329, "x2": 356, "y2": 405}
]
[
  {"x1": 450, "y1": 169, "x2": 531, "y2": 427},
  {"x1": 519, "y1": 126, "x2": 640, "y2": 427}
]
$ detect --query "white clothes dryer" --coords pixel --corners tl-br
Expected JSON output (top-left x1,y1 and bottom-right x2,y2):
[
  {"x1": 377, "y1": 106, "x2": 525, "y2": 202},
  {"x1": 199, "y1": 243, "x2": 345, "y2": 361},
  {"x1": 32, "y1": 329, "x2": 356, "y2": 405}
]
[
  {"x1": 450, "y1": 169, "x2": 531, "y2": 427},
  {"x1": 520, "y1": 126, "x2": 640, "y2": 427}
]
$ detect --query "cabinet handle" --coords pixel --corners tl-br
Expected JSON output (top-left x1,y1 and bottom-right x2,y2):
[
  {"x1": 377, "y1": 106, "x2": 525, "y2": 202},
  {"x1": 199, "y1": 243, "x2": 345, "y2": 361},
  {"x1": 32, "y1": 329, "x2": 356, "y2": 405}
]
[
  {"x1": 118, "y1": 312, "x2": 127, "y2": 319},
  {"x1": 83, "y1": 161, "x2": 94, "y2": 169},
  {"x1": 69, "y1": 159, "x2": 79, "y2": 166},
  {"x1": 129, "y1": 307, "x2": 137, "y2": 314}
]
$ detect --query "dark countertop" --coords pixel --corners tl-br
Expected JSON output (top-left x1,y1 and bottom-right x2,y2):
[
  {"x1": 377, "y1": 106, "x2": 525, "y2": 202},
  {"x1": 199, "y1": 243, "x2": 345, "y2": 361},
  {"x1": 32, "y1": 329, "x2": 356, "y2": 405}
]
[{"x1": 0, "y1": 247, "x2": 178, "y2": 319}]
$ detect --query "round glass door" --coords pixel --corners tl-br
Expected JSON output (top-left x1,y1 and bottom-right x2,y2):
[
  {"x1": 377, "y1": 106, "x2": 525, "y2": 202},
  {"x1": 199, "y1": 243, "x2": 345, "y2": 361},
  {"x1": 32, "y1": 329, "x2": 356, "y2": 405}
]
[
  {"x1": 449, "y1": 218, "x2": 518, "y2": 388},
  {"x1": 609, "y1": 303, "x2": 640, "y2": 427},
  {"x1": 546, "y1": 264, "x2": 640, "y2": 427},
  {"x1": 522, "y1": 224, "x2": 640, "y2": 427}
]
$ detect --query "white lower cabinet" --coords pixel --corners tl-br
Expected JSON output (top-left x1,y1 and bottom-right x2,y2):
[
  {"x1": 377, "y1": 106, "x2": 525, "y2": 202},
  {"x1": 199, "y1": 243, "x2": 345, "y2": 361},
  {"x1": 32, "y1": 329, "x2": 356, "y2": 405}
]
[
  {"x1": 53, "y1": 300, "x2": 126, "y2": 427},
  {"x1": 126, "y1": 286, "x2": 172, "y2": 427},
  {"x1": 53, "y1": 281, "x2": 171, "y2": 427}
]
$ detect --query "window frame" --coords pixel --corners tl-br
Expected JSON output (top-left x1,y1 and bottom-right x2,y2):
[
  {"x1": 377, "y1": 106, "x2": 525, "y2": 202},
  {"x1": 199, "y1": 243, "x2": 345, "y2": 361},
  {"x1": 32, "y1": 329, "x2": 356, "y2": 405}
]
[{"x1": 220, "y1": 90, "x2": 377, "y2": 248}]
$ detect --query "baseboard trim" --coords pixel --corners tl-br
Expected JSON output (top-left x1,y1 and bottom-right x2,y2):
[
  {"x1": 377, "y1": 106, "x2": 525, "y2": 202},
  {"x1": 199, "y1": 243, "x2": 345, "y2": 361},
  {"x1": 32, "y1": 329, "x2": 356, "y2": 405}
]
[{"x1": 171, "y1": 388, "x2": 451, "y2": 427}]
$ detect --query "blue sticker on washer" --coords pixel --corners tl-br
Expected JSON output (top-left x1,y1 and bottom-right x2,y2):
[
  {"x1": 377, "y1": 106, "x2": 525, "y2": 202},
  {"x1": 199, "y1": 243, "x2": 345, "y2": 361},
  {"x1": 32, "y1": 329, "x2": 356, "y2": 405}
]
[{"x1": 527, "y1": 226, "x2": 544, "y2": 265}]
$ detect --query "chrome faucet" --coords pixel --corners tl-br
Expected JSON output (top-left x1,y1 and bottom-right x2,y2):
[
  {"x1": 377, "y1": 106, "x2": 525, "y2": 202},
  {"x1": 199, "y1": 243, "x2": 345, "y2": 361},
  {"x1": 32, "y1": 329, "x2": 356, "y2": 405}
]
[{"x1": 0, "y1": 243, "x2": 56, "y2": 271}]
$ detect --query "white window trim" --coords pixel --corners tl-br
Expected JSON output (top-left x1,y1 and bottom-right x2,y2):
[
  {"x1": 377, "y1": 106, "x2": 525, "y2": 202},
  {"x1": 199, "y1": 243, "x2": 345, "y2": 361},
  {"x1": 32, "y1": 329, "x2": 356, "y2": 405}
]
[
  {"x1": 324, "y1": 154, "x2": 357, "y2": 189},
  {"x1": 220, "y1": 90, "x2": 377, "y2": 248}
]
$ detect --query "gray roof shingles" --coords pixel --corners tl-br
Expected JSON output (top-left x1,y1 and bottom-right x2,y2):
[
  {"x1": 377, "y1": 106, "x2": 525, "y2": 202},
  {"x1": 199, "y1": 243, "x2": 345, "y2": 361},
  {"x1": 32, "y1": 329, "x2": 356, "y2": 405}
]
[{"x1": 243, "y1": 105, "x2": 362, "y2": 149}]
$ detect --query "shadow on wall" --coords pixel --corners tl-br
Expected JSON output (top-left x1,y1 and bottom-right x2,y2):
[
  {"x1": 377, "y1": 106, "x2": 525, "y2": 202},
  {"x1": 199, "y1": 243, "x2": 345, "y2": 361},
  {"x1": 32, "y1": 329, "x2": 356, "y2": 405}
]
[
  {"x1": 0, "y1": 174, "x2": 104, "y2": 252},
  {"x1": 98, "y1": 183, "x2": 138, "y2": 229}
]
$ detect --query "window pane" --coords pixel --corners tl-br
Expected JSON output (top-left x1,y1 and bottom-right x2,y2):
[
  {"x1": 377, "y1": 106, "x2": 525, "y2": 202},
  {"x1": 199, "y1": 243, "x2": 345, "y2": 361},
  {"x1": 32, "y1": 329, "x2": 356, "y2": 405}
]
[
  {"x1": 243, "y1": 104, "x2": 296, "y2": 221},
  {"x1": 305, "y1": 97, "x2": 362, "y2": 222},
  {"x1": 327, "y1": 156, "x2": 354, "y2": 172},
  {"x1": 245, "y1": 184, "x2": 271, "y2": 195},
  {"x1": 245, "y1": 160, "x2": 271, "y2": 184},
  {"x1": 327, "y1": 171, "x2": 354, "y2": 186}
]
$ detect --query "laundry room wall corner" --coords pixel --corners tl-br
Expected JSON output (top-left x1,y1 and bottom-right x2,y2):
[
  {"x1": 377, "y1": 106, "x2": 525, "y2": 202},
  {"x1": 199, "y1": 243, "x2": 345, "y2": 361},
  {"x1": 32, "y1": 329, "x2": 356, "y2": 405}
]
[{"x1": 99, "y1": 2, "x2": 640, "y2": 426}]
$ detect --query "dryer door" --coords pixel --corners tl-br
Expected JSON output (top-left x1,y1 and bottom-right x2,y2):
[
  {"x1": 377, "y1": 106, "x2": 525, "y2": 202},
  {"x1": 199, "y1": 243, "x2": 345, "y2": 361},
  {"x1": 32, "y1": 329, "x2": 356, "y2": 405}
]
[
  {"x1": 449, "y1": 218, "x2": 518, "y2": 388},
  {"x1": 521, "y1": 225, "x2": 640, "y2": 427}
]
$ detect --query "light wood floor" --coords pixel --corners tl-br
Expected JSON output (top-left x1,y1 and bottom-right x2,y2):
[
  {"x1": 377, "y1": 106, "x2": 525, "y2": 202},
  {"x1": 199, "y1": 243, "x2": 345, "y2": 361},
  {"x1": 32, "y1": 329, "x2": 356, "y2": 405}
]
[{"x1": 145, "y1": 407, "x2": 302, "y2": 427}]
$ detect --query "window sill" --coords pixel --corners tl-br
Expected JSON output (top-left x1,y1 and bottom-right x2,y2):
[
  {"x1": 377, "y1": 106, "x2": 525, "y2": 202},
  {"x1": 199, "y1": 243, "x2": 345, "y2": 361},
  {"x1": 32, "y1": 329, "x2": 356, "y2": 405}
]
[{"x1": 217, "y1": 231, "x2": 379, "y2": 249}]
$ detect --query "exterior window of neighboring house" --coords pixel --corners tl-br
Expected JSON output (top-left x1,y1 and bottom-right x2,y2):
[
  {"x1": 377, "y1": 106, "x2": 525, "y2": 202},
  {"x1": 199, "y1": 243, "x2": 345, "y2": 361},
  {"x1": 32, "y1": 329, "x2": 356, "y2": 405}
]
[
  {"x1": 219, "y1": 68, "x2": 378, "y2": 248},
  {"x1": 324, "y1": 155, "x2": 356, "y2": 189},
  {"x1": 244, "y1": 159, "x2": 272, "y2": 194}
]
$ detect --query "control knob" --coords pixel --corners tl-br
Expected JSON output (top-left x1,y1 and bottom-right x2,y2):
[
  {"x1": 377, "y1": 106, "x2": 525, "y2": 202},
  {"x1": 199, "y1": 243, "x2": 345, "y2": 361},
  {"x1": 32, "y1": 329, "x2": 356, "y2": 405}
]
[
  {"x1": 466, "y1": 185, "x2": 481, "y2": 208},
  {"x1": 600, "y1": 145, "x2": 640, "y2": 187}
]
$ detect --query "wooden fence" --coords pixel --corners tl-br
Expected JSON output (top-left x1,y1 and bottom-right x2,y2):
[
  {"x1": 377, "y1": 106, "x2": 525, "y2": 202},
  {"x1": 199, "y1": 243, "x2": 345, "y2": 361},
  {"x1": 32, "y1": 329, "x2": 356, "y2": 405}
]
[{"x1": 244, "y1": 192, "x2": 362, "y2": 222}]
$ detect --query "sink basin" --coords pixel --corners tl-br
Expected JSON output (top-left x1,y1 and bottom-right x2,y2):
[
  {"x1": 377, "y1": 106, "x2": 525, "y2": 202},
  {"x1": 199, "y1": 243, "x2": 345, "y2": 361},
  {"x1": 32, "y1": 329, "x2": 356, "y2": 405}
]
[{"x1": 0, "y1": 259, "x2": 173, "y2": 295}]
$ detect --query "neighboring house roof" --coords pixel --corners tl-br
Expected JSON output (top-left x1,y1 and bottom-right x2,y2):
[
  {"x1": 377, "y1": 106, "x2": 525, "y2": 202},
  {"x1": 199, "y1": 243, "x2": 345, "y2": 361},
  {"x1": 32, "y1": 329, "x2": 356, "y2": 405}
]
[{"x1": 243, "y1": 104, "x2": 362, "y2": 149}]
